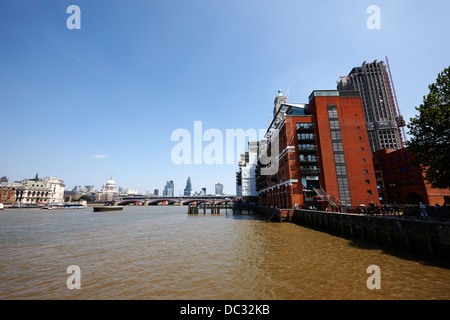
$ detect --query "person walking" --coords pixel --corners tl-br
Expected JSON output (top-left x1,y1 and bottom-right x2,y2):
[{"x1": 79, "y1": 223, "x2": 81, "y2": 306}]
[
  {"x1": 369, "y1": 201, "x2": 375, "y2": 215},
  {"x1": 383, "y1": 203, "x2": 389, "y2": 215},
  {"x1": 360, "y1": 203, "x2": 366, "y2": 214},
  {"x1": 392, "y1": 202, "x2": 399, "y2": 216},
  {"x1": 419, "y1": 202, "x2": 428, "y2": 220},
  {"x1": 435, "y1": 203, "x2": 443, "y2": 221}
]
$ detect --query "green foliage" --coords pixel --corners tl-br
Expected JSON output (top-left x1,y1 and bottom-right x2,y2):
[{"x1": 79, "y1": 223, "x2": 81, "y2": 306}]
[
  {"x1": 79, "y1": 195, "x2": 92, "y2": 202},
  {"x1": 407, "y1": 66, "x2": 450, "y2": 189}
]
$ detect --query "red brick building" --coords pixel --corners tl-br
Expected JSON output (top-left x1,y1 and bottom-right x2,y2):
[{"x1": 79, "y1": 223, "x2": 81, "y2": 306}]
[
  {"x1": 373, "y1": 148, "x2": 450, "y2": 205},
  {"x1": 0, "y1": 186, "x2": 17, "y2": 205},
  {"x1": 257, "y1": 90, "x2": 379, "y2": 210}
]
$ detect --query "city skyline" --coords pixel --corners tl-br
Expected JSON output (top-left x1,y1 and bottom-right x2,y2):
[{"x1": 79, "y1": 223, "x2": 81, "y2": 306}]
[{"x1": 1, "y1": 1, "x2": 450, "y2": 194}]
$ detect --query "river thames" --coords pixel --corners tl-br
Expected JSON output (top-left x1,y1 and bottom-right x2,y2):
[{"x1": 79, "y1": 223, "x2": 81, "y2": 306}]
[{"x1": 1, "y1": 206, "x2": 449, "y2": 300}]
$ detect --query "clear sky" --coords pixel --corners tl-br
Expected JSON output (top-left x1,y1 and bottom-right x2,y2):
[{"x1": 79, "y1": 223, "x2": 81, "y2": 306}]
[{"x1": 1, "y1": 0, "x2": 449, "y2": 195}]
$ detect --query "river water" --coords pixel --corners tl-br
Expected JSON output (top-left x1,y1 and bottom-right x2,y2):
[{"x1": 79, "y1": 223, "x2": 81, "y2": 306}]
[{"x1": 0, "y1": 206, "x2": 449, "y2": 300}]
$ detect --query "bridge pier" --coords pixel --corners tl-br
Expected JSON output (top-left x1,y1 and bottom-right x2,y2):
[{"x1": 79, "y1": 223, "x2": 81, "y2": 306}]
[{"x1": 188, "y1": 203, "x2": 233, "y2": 215}]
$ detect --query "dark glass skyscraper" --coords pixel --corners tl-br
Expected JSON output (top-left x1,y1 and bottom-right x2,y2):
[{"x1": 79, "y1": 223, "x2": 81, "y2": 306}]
[
  {"x1": 163, "y1": 180, "x2": 174, "y2": 196},
  {"x1": 184, "y1": 177, "x2": 192, "y2": 196}
]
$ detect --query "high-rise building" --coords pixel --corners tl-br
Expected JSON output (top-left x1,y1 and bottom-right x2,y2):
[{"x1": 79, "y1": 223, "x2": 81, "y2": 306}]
[
  {"x1": 255, "y1": 89, "x2": 379, "y2": 209},
  {"x1": 163, "y1": 180, "x2": 174, "y2": 197},
  {"x1": 337, "y1": 60, "x2": 405, "y2": 153},
  {"x1": 154, "y1": 189, "x2": 159, "y2": 196},
  {"x1": 184, "y1": 177, "x2": 192, "y2": 196},
  {"x1": 202, "y1": 187, "x2": 206, "y2": 195},
  {"x1": 236, "y1": 141, "x2": 258, "y2": 198},
  {"x1": 215, "y1": 183, "x2": 223, "y2": 195}
]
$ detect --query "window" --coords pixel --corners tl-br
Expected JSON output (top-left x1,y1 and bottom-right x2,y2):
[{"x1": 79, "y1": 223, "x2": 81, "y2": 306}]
[
  {"x1": 360, "y1": 147, "x2": 364, "y2": 151},
  {"x1": 381, "y1": 159, "x2": 385, "y2": 165},
  {"x1": 332, "y1": 142, "x2": 343, "y2": 152},
  {"x1": 331, "y1": 131, "x2": 341, "y2": 140},
  {"x1": 383, "y1": 169, "x2": 387, "y2": 176},
  {"x1": 330, "y1": 120, "x2": 340, "y2": 129},
  {"x1": 404, "y1": 153, "x2": 409, "y2": 160},
  {"x1": 362, "y1": 158, "x2": 366, "y2": 162},
  {"x1": 399, "y1": 166, "x2": 404, "y2": 173},
  {"x1": 390, "y1": 157, "x2": 394, "y2": 164},
  {"x1": 397, "y1": 155, "x2": 401, "y2": 162},
  {"x1": 366, "y1": 180, "x2": 370, "y2": 184},
  {"x1": 406, "y1": 165, "x2": 411, "y2": 172},
  {"x1": 367, "y1": 190, "x2": 373, "y2": 195},
  {"x1": 336, "y1": 166, "x2": 347, "y2": 175},
  {"x1": 364, "y1": 169, "x2": 369, "y2": 173},
  {"x1": 334, "y1": 154, "x2": 345, "y2": 164},
  {"x1": 358, "y1": 136, "x2": 362, "y2": 140},
  {"x1": 328, "y1": 108, "x2": 338, "y2": 119}
]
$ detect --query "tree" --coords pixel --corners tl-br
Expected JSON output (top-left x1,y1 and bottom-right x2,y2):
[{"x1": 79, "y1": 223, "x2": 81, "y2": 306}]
[
  {"x1": 79, "y1": 195, "x2": 92, "y2": 202},
  {"x1": 407, "y1": 66, "x2": 450, "y2": 189}
]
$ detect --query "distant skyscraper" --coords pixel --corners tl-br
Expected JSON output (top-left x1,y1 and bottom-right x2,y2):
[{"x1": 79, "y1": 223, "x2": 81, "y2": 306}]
[
  {"x1": 215, "y1": 183, "x2": 223, "y2": 195},
  {"x1": 337, "y1": 59, "x2": 404, "y2": 153},
  {"x1": 154, "y1": 189, "x2": 159, "y2": 196},
  {"x1": 202, "y1": 187, "x2": 206, "y2": 195},
  {"x1": 184, "y1": 177, "x2": 192, "y2": 196},
  {"x1": 163, "y1": 181, "x2": 174, "y2": 196}
]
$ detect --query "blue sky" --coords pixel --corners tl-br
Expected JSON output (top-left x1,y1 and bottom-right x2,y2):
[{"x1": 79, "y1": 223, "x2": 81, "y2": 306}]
[{"x1": 1, "y1": 0, "x2": 449, "y2": 195}]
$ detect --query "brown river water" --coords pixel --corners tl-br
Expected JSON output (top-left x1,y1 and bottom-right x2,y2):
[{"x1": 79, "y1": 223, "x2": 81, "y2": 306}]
[{"x1": 0, "y1": 206, "x2": 449, "y2": 300}]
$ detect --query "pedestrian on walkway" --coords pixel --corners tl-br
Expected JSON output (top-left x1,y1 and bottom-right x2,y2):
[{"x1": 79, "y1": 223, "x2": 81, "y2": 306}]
[
  {"x1": 419, "y1": 202, "x2": 428, "y2": 220},
  {"x1": 435, "y1": 203, "x2": 443, "y2": 221},
  {"x1": 360, "y1": 203, "x2": 366, "y2": 214},
  {"x1": 392, "y1": 202, "x2": 399, "y2": 215},
  {"x1": 369, "y1": 201, "x2": 375, "y2": 215}
]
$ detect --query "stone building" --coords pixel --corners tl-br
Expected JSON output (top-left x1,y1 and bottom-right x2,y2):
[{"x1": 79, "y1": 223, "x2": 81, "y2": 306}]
[
  {"x1": 16, "y1": 174, "x2": 52, "y2": 205},
  {"x1": 96, "y1": 176, "x2": 118, "y2": 202}
]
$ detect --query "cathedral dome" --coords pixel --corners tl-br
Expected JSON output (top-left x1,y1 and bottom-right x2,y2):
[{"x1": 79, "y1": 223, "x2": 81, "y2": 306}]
[
  {"x1": 106, "y1": 177, "x2": 116, "y2": 186},
  {"x1": 103, "y1": 175, "x2": 116, "y2": 192}
]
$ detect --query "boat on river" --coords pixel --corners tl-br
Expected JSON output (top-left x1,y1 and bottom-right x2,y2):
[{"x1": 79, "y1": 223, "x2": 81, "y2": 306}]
[
  {"x1": 41, "y1": 203, "x2": 87, "y2": 210},
  {"x1": 93, "y1": 206, "x2": 123, "y2": 212}
]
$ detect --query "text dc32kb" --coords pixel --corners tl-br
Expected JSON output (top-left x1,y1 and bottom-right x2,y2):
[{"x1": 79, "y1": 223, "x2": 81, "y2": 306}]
[{"x1": 180, "y1": 304, "x2": 270, "y2": 317}]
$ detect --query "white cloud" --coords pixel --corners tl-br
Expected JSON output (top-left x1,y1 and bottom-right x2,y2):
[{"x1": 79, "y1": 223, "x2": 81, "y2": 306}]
[{"x1": 92, "y1": 155, "x2": 107, "y2": 159}]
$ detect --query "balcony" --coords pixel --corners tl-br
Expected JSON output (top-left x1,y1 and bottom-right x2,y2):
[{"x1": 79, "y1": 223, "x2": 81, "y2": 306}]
[
  {"x1": 300, "y1": 167, "x2": 321, "y2": 175},
  {"x1": 299, "y1": 157, "x2": 318, "y2": 164},
  {"x1": 296, "y1": 123, "x2": 314, "y2": 132},
  {"x1": 297, "y1": 133, "x2": 316, "y2": 142},
  {"x1": 298, "y1": 144, "x2": 317, "y2": 153}
]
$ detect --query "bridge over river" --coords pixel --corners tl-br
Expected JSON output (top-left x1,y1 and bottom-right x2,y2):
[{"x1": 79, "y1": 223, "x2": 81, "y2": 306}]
[{"x1": 115, "y1": 196, "x2": 233, "y2": 206}]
